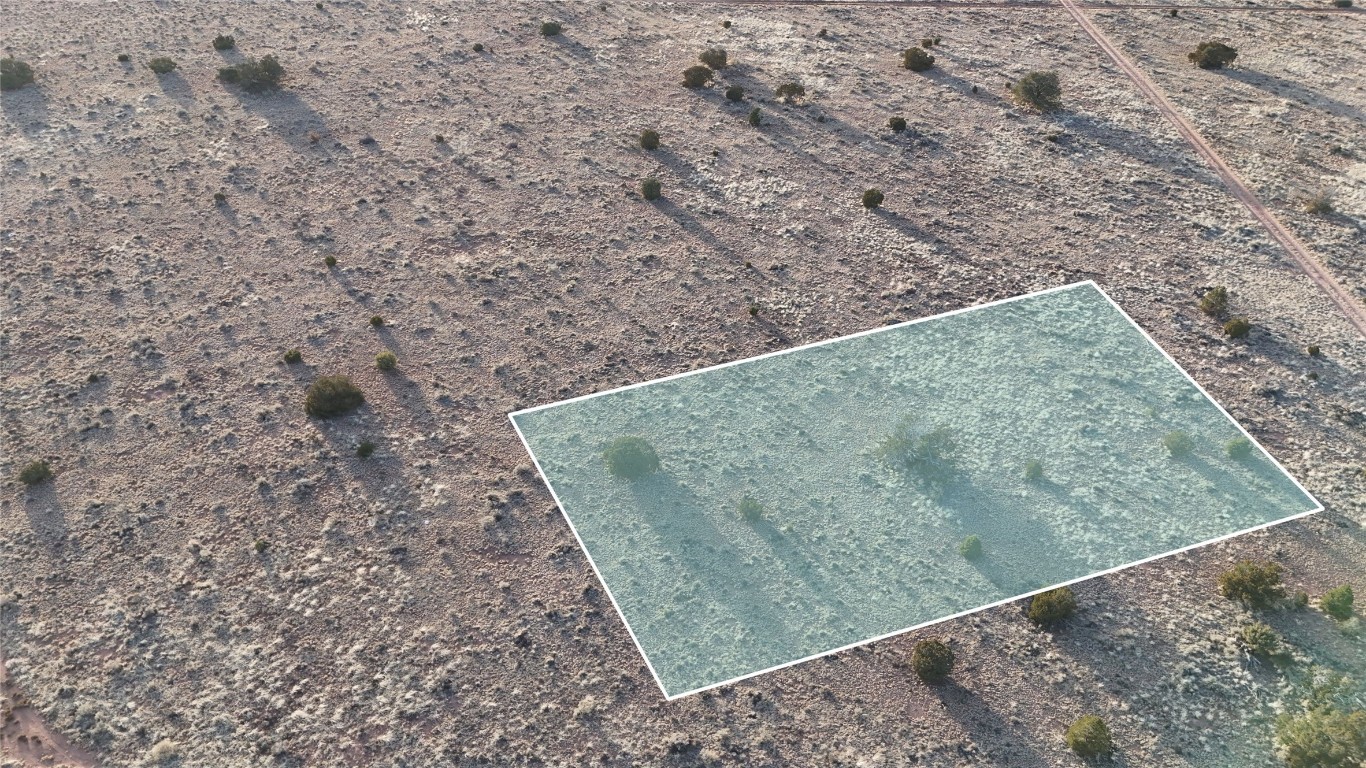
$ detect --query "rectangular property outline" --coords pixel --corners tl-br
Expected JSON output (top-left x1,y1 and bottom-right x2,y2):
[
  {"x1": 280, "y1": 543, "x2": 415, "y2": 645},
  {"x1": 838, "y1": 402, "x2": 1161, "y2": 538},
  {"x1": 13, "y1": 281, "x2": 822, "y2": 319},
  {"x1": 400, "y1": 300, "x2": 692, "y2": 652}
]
[{"x1": 508, "y1": 280, "x2": 1323, "y2": 700}]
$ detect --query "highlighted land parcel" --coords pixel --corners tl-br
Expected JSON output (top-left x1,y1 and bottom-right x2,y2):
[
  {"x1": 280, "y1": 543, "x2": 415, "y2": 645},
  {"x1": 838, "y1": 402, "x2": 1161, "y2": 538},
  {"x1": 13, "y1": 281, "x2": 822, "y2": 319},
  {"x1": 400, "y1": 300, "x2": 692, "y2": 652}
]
[{"x1": 510, "y1": 282, "x2": 1320, "y2": 699}]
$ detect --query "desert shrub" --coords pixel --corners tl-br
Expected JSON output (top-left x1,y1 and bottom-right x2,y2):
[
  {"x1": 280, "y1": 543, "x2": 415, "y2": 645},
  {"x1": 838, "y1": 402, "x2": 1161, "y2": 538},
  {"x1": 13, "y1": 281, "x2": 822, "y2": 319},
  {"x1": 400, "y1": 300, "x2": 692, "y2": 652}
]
[
  {"x1": 738, "y1": 495, "x2": 764, "y2": 522},
  {"x1": 1226, "y1": 436, "x2": 1253, "y2": 459},
  {"x1": 959, "y1": 535, "x2": 983, "y2": 560},
  {"x1": 1200, "y1": 285, "x2": 1229, "y2": 316},
  {"x1": 376, "y1": 351, "x2": 397, "y2": 371},
  {"x1": 218, "y1": 55, "x2": 284, "y2": 92},
  {"x1": 1305, "y1": 192, "x2": 1334, "y2": 215},
  {"x1": 1276, "y1": 704, "x2": 1366, "y2": 768},
  {"x1": 775, "y1": 82, "x2": 805, "y2": 101},
  {"x1": 213, "y1": 35, "x2": 236, "y2": 51},
  {"x1": 1065, "y1": 715, "x2": 1114, "y2": 757},
  {"x1": 641, "y1": 177, "x2": 662, "y2": 201},
  {"x1": 434, "y1": 134, "x2": 446, "y2": 143},
  {"x1": 747, "y1": 107, "x2": 761, "y2": 126},
  {"x1": 699, "y1": 48, "x2": 728, "y2": 69},
  {"x1": 910, "y1": 639, "x2": 954, "y2": 683},
  {"x1": 1321, "y1": 585, "x2": 1355, "y2": 621},
  {"x1": 473, "y1": 43, "x2": 484, "y2": 52},
  {"x1": 1189, "y1": 41, "x2": 1238, "y2": 70},
  {"x1": 876, "y1": 419, "x2": 957, "y2": 490},
  {"x1": 540, "y1": 21, "x2": 562, "y2": 36},
  {"x1": 1, "y1": 58, "x2": 35, "y2": 91},
  {"x1": 1162, "y1": 430, "x2": 1194, "y2": 458},
  {"x1": 283, "y1": 348, "x2": 302, "y2": 364},
  {"x1": 148, "y1": 57, "x2": 178, "y2": 75},
  {"x1": 1219, "y1": 559, "x2": 1285, "y2": 608},
  {"x1": 19, "y1": 460, "x2": 53, "y2": 485},
  {"x1": 1308, "y1": 345, "x2": 1320, "y2": 356},
  {"x1": 725, "y1": 85, "x2": 744, "y2": 101},
  {"x1": 902, "y1": 47, "x2": 934, "y2": 72},
  {"x1": 722, "y1": 20, "x2": 732, "y2": 28},
  {"x1": 1224, "y1": 317, "x2": 1251, "y2": 338},
  {"x1": 369, "y1": 315, "x2": 384, "y2": 327},
  {"x1": 1331, "y1": 0, "x2": 1352, "y2": 6},
  {"x1": 604, "y1": 436, "x2": 660, "y2": 480},
  {"x1": 305, "y1": 375, "x2": 365, "y2": 419},
  {"x1": 1239, "y1": 621, "x2": 1281, "y2": 657},
  {"x1": 117, "y1": 53, "x2": 131, "y2": 63},
  {"x1": 213, "y1": 192, "x2": 227, "y2": 204},
  {"x1": 1294, "y1": 590, "x2": 1311, "y2": 609},
  {"x1": 921, "y1": 37, "x2": 935, "y2": 48},
  {"x1": 254, "y1": 538, "x2": 269, "y2": 553},
  {"x1": 682, "y1": 65, "x2": 713, "y2": 88},
  {"x1": 1024, "y1": 459, "x2": 1044, "y2": 481},
  {"x1": 639, "y1": 129, "x2": 660, "y2": 150},
  {"x1": 356, "y1": 441, "x2": 376, "y2": 458},
  {"x1": 1012, "y1": 71, "x2": 1062, "y2": 112},
  {"x1": 324, "y1": 255, "x2": 337, "y2": 267},
  {"x1": 862, "y1": 188, "x2": 884, "y2": 209},
  {"x1": 889, "y1": 116, "x2": 907, "y2": 133},
  {"x1": 1029, "y1": 587, "x2": 1076, "y2": 626}
]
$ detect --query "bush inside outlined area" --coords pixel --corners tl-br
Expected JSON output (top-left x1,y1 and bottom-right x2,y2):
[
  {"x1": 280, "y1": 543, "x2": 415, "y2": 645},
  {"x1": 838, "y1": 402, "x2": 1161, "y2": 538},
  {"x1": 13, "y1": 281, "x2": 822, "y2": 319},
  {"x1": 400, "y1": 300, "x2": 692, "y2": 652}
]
[{"x1": 510, "y1": 282, "x2": 1320, "y2": 699}]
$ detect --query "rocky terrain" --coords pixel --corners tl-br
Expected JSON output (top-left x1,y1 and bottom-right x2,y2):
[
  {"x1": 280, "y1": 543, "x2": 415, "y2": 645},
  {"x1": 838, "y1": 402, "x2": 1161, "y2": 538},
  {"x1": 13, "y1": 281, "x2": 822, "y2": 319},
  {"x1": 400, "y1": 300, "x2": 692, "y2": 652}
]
[{"x1": 2, "y1": 1, "x2": 1362, "y2": 766}]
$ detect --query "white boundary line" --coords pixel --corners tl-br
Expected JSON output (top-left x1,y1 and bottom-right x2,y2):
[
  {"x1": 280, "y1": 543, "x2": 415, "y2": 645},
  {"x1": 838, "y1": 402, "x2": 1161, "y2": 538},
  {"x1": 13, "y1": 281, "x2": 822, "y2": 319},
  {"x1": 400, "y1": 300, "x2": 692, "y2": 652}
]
[{"x1": 507, "y1": 280, "x2": 1323, "y2": 700}]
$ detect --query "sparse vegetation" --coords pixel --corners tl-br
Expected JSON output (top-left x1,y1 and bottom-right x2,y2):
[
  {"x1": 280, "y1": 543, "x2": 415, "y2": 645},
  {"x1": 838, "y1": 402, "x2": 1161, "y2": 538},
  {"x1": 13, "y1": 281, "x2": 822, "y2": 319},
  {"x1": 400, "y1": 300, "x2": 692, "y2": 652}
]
[
  {"x1": 304, "y1": 375, "x2": 365, "y2": 419},
  {"x1": 921, "y1": 37, "x2": 935, "y2": 48},
  {"x1": 19, "y1": 460, "x2": 53, "y2": 486},
  {"x1": 748, "y1": 107, "x2": 761, "y2": 126},
  {"x1": 889, "y1": 116, "x2": 907, "y2": 133},
  {"x1": 1308, "y1": 345, "x2": 1320, "y2": 356},
  {"x1": 1219, "y1": 559, "x2": 1285, "y2": 608},
  {"x1": 1321, "y1": 585, "x2": 1355, "y2": 621},
  {"x1": 1305, "y1": 191, "x2": 1334, "y2": 215},
  {"x1": 1029, "y1": 587, "x2": 1077, "y2": 626},
  {"x1": 902, "y1": 47, "x2": 934, "y2": 72},
  {"x1": 1189, "y1": 41, "x2": 1238, "y2": 70},
  {"x1": 324, "y1": 255, "x2": 337, "y2": 267},
  {"x1": 738, "y1": 495, "x2": 764, "y2": 522},
  {"x1": 376, "y1": 351, "x2": 398, "y2": 371},
  {"x1": 1162, "y1": 430, "x2": 1194, "y2": 458},
  {"x1": 370, "y1": 315, "x2": 384, "y2": 327},
  {"x1": 862, "y1": 188, "x2": 884, "y2": 209},
  {"x1": 213, "y1": 192, "x2": 227, "y2": 203},
  {"x1": 148, "y1": 57, "x2": 178, "y2": 75},
  {"x1": 775, "y1": 82, "x2": 805, "y2": 101},
  {"x1": 1, "y1": 57, "x2": 35, "y2": 90},
  {"x1": 1330, "y1": 0, "x2": 1353, "y2": 6},
  {"x1": 641, "y1": 177, "x2": 662, "y2": 201},
  {"x1": 725, "y1": 85, "x2": 744, "y2": 101},
  {"x1": 254, "y1": 538, "x2": 269, "y2": 553},
  {"x1": 1065, "y1": 715, "x2": 1114, "y2": 757},
  {"x1": 682, "y1": 65, "x2": 713, "y2": 88},
  {"x1": 1239, "y1": 622, "x2": 1281, "y2": 657},
  {"x1": 213, "y1": 35, "x2": 236, "y2": 51},
  {"x1": 1024, "y1": 459, "x2": 1044, "y2": 481},
  {"x1": 604, "y1": 436, "x2": 660, "y2": 480},
  {"x1": 1224, "y1": 317, "x2": 1252, "y2": 339},
  {"x1": 1012, "y1": 71, "x2": 1062, "y2": 112},
  {"x1": 699, "y1": 48, "x2": 728, "y2": 69},
  {"x1": 876, "y1": 418, "x2": 956, "y2": 491},
  {"x1": 1200, "y1": 285, "x2": 1229, "y2": 316},
  {"x1": 117, "y1": 53, "x2": 131, "y2": 63},
  {"x1": 1226, "y1": 436, "x2": 1253, "y2": 459},
  {"x1": 283, "y1": 348, "x2": 302, "y2": 364},
  {"x1": 910, "y1": 639, "x2": 954, "y2": 683},
  {"x1": 1276, "y1": 679, "x2": 1366, "y2": 768},
  {"x1": 639, "y1": 129, "x2": 660, "y2": 150},
  {"x1": 357, "y1": 441, "x2": 376, "y2": 458},
  {"x1": 539, "y1": 21, "x2": 562, "y2": 37},
  {"x1": 959, "y1": 535, "x2": 983, "y2": 560},
  {"x1": 217, "y1": 55, "x2": 284, "y2": 92},
  {"x1": 722, "y1": 20, "x2": 732, "y2": 28},
  {"x1": 473, "y1": 43, "x2": 484, "y2": 52}
]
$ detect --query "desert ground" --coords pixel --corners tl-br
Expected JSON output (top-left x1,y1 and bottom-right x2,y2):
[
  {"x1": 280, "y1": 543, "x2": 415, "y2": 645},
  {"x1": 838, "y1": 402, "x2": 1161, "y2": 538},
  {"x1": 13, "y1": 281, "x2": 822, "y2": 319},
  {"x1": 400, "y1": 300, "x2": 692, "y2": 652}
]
[{"x1": 1, "y1": 1, "x2": 1362, "y2": 766}]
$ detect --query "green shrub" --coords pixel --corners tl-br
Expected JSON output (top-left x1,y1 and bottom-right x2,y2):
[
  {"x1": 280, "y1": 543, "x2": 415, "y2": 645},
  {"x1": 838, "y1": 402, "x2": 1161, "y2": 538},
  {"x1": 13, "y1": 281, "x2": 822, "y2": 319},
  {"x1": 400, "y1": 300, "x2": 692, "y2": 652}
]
[
  {"x1": 1, "y1": 58, "x2": 35, "y2": 91},
  {"x1": 1305, "y1": 192, "x2": 1334, "y2": 215},
  {"x1": 213, "y1": 35, "x2": 236, "y2": 51},
  {"x1": 1012, "y1": 71, "x2": 1062, "y2": 112},
  {"x1": 18, "y1": 460, "x2": 53, "y2": 485},
  {"x1": 1163, "y1": 430, "x2": 1194, "y2": 458},
  {"x1": 356, "y1": 441, "x2": 376, "y2": 458},
  {"x1": 1224, "y1": 317, "x2": 1251, "y2": 339},
  {"x1": 473, "y1": 43, "x2": 484, "y2": 52},
  {"x1": 722, "y1": 20, "x2": 732, "y2": 28},
  {"x1": 218, "y1": 55, "x2": 284, "y2": 92},
  {"x1": 254, "y1": 538, "x2": 269, "y2": 553},
  {"x1": 639, "y1": 129, "x2": 660, "y2": 150},
  {"x1": 283, "y1": 348, "x2": 302, "y2": 364},
  {"x1": 747, "y1": 107, "x2": 761, "y2": 126},
  {"x1": 305, "y1": 375, "x2": 365, "y2": 419},
  {"x1": 699, "y1": 48, "x2": 728, "y2": 69},
  {"x1": 1219, "y1": 559, "x2": 1285, "y2": 608},
  {"x1": 540, "y1": 21, "x2": 562, "y2": 36},
  {"x1": 1308, "y1": 345, "x2": 1320, "y2": 356},
  {"x1": 369, "y1": 315, "x2": 384, "y2": 327},
  {"x1": 1226, "y1": 436, "x2": 1253, "y2": 459},
  {"x1": 725, "y1": 85, "x2": 744, "y2": 101},
  {"x1": 213, "y1": 192, "x2": 227, "y2": 204},
  {"x1": 738, "y1": 495, "x2": 764, "y2": 522},
  {"x1": 1065, "y1": 715, "x2": 1114, "y2": 757},
  {"x1": 1321, "y1": 585, "x2": 1355, "y2": 621},
  {"x1": 117, "y1": 53, "x2": 131, "y2": 63},
  {"x1": 682, "y1": 65, "x2": 713, "y2": 88},
  {"x1": 1200, "y1": 285, "x2": 1229, "y2": 316},
  {"x1": 376, "y1": 351, "x2": 398, "y2": 371},
  {"x1": 902, "y1": 47, "x2": 934, "y2": 72},
  {"x1": 1239, "y1": 622, "x2": 1281, "y2": 657},
  {"x1": 1024, "y1": 460, "x2": 1044, "y2": 481},
  {"x1": 1276, "y1": 704, "x2": 1366, "y2": 768},
  {"x1": 148, "y1": 57, "x2": 178, "y2": 75},
  {"x1": 921, "y1": 37, "x2": 935, "y2": 48},
  {"x1": 958, "y1": 535, "x2": 983, "y2": 560},
  {"x1": 876, "y1": 419, "x2": 957, "y2": 490},
  {"x1": 1029, "y1": 587, "x2": 1076, "y2": 626},
  {"x1": 1330, "y1": 0, "x2": 1352, "y2": 7},
  {"x1": 775, "y1": 82, "x2": 805, "y2": 101},
  {"x1": 910, "y1": 639, "x2": 954, "y2": 683},
  {"x1": 324, "y1": 255, "x2": 337, "y2": 267},
  {"x1": 889, "y1": 116, "x2": 907, "y2": 133},
  {"x1": 1189, "y1": 41, "x2": 1238, "y2": 70},
  {"x1": 641, "y1": 177, "x2": 662, "y2": 201},
  {"x1": 604, "y1": 436, "x2": 660, "y2": 480},
  {"x1": 862, "y1": 188, "x2": 884, "y2": 209}
]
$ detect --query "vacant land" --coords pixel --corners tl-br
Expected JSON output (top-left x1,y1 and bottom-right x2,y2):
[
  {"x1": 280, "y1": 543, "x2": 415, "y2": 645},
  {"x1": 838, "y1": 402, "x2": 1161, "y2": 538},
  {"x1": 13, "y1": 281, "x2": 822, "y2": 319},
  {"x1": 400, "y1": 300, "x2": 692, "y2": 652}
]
[{"x1": 2, "y1": 2, "x2": 1362, "y2": 766}]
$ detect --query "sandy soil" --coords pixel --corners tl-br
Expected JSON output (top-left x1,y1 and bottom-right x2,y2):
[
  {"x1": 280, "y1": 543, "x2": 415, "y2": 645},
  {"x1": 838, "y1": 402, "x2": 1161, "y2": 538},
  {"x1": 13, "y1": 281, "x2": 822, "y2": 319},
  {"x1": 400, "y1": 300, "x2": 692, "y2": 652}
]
[{"x1": 2, "y1": 1, "x2": 1362, "y2": 766}]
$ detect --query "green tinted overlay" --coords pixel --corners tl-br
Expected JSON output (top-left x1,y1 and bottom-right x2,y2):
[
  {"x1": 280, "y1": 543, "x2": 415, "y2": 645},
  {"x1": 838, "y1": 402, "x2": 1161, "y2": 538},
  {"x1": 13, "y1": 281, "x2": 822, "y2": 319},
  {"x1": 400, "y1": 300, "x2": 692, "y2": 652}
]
[{"x1": 511, "y1": 283, "x2": 1318, "y2": 698}]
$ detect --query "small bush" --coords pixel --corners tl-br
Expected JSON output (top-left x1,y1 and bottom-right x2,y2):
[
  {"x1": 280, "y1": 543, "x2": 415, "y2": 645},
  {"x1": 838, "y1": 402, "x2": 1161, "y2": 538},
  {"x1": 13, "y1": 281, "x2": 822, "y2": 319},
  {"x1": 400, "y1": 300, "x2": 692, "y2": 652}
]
[
  {"x1": 747, "y1": 107, "x2": 761, "y2": 126},
  {"x1": 604, "y1": 436, "x2": 660, "y2": 480},
  {"x1": 376, "y1": 351, "x2": 398, "y2": 371},
  {"x1": 213, "y1": 35, "x2": 236, "y2": 51},
  {"x1": 1, "y1": 57, "x2": 35, "y2": 91},
  {"x1": 1189, "y1": 41, "x2": 1238, "y2": 70},
  {"x1": 1218, "y1": 559, "x2": 1285, "y2": 608},
  {"x1": 283, "y1": 348, "x2": 302, "y2": 364},
  {"x1": 1321, "y1": 585, "x2": 1355, "y2": 620},
  {"x1": 370, "y1": 315, "x2": 384, "y2": 327},
  {"x1": 1162, "y1": 430, "x2": 1194, "y2": 458},
  {"x1": 19, "y1": 460, "x2": 53, "y2": 485},
  {"x1": 148, "y1": 57, "x2": 178, "y2": 75},
  {"x1": 434, "y1": 134, "x2": 445, "y2": 143},
  {"x1": 540, "y1": 21, "x2": 562, "y2": 37},
  {"x1": 902, "y1": 47, "x2": 934, "y2": 72},
  {"x1": 738, "y1": 495, "x2": 764, "y2": 522},
  {"x1": 305, "y1": 375, "x2": 365, "y2": 419},
  {"x1": 1065, "y1": 715, "x2": 1114, "y2": 757},
  {"x1": 1293, "y1": 590, "x2": 1311, "y2": 609},
  {"x1": 117, "y1": 53, "x2": 131, "y2": 63},
  {"x1": 699, "y1": 48, "x2": 728, "y2": 69},
  {"x1": 213, "y1": 192, "x2": 227, "y2": 204},
  {"x1": 910, "y1": 639, "x2": 954, "y2": 683},
  {"x1": 1024, "y1": 459, "x2": 1044, "y2": 481},
  {"x1": 641, "y1": 177, "x2": 662, "y2": 201},
  {"x1": 682, "y1": 65, "x2": 713, "y2": 88},
  {"x1": 775, "y1": 82, "x2": 805, "y2": 101},
  {"x1": 1308, "y1": 345, "x2": 1320, "y2": 356},
  {"x1": 254, "y1": 538, "x2": 269, "y2": 553},
  {"x1": 725, "y1": 85, "x2": 744, "y2": 101},
  {"x1": 356, "y1": 441, "x2": 376, "y2": 458},
  {"x1": 1029, "y1": 587, "x2": 1076, "y2": 626},
  {"x1": 1239, "y1": 622, "x2": 1281, "y2": 657},
  {"x1": 889, "y1": 116, "x2": 907, "y2": 133},
  {"x1": 1331, "y1": 0, "x2": 1352, "y2": 6},
  {"x1": 1224, "y1": 317, "x2": 1252, "y2": 339},
  {"x1": 958, "y1": 535, "x2": 983, "y2": 560},
  {"x1": 921, "y1": 37, "x2": 934, "y2": 48},
  {"x1": 324, "y1": 255, "x2": 337, "y2": 267},
  {"x1": 862, "y1": 188, "x2": 884, "y2": 209},
  {"x1": 1276, "y1": 704, "x2": 1366, "y2": 768},
  {"x1": 1200, "y1": 285, "x2": 1229, "y2": 316},
  {"x1": 639, "y1": 129, "x2": 660, "y2": 150},
  {"x1": 1226, "y1": 436, "x2": 1253, "y2": 459},
  {"x1": 1305, "y1": 192, "x2": 1334, "y2": 215},
  {"x1": 1012, "y1": 71, "x2": 1062, "y2": 112},
  {"x1": 877, "y1": 419, "x2": 957, "y2": 491},
  {"x1": 473, "y1": 43, "x2": 484, "y2": 52},
  {"x1": 218, "y1": 55, "x2": 284, "y2": 92}
]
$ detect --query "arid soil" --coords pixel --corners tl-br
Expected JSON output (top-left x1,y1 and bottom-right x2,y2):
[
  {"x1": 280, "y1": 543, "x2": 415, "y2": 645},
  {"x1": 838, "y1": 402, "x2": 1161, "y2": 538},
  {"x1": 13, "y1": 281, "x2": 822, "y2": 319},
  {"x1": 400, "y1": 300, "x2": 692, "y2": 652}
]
[{"x1": 1, "y1": 2, "x2": 1362, "y2": 766}]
